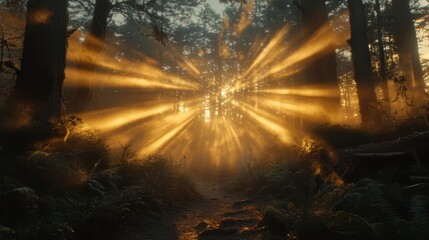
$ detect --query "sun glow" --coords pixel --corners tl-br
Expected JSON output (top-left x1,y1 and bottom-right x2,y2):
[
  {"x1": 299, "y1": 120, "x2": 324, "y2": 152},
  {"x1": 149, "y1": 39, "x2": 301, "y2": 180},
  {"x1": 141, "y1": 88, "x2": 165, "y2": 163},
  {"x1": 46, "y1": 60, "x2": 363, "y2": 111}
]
[
  {"x1": 28, "y1": 8, "x2": 53, "y2": 24},
  {"x1": 64, "y1": 10, "x2": 351, "y2": 173}
]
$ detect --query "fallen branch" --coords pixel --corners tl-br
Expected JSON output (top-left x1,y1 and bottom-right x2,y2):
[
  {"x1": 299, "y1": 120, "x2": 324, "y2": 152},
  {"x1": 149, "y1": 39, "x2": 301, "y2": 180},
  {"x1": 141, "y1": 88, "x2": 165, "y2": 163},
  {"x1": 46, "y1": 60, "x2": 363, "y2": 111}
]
[{"x1": 351, "y1": 152, "x2": 410, "y2": 157}]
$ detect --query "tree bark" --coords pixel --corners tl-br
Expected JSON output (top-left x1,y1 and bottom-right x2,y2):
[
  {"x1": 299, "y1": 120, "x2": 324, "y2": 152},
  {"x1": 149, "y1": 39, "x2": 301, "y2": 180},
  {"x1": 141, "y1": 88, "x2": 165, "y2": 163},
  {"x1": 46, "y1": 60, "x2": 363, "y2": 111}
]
[
  {"x1": 72, "y1": 0, "x2": 111, "y2": 112},
  {"x1": 295, "y1": 0, "x2": 340, "y2": 108},
  {"x1": 347, "y1": 0, "x2": 381, "y2": 127},
  {"x1": 392, "y1": 0, "x2": 425, "y2": 98},
  {"x1": 375, "y1": 0, "x2": 390, "y2": 113},
  {"x1": 89, "y1": 0, "x2": 111, "y2": 44},
  {"x1": 15, "y1": 0, "x2": 68, "y2": 126}
]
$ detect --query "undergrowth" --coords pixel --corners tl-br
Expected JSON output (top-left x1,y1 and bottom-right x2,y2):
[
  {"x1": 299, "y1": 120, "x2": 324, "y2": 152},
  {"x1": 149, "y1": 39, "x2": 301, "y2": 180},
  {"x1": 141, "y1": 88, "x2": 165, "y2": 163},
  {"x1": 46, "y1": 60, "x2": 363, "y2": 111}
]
[
  {"x1": 234, "y1": 133, "x2": 429, "y2": 240},
  {"x1": 0, "y1": 117, "x2": 200, "y2": 240}
]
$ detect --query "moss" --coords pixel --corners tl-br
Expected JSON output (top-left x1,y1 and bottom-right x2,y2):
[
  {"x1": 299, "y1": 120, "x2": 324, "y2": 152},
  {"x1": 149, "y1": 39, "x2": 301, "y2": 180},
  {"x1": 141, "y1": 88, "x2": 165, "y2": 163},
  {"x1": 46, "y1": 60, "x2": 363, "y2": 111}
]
[
  {"x1": 262, "y1": 206, "x2": 290, "y2": 233},
  {"x1": 0, "y1": 120, "x2": 200, "y2": 240},
  {"x1": 0, "y1": 225, "x2": 15, "y2": 240}
]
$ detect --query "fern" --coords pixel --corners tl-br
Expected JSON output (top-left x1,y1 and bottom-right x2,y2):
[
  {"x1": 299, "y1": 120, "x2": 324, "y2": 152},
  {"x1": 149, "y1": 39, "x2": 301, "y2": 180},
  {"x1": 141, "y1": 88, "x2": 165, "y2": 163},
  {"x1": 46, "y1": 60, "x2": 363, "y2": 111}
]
[
  {"x1": 331, "y1": 211, "x2": 381, "y2": 240},
  {"x1": 410, "y1": 195, "x2": 429, "y2": 224}
]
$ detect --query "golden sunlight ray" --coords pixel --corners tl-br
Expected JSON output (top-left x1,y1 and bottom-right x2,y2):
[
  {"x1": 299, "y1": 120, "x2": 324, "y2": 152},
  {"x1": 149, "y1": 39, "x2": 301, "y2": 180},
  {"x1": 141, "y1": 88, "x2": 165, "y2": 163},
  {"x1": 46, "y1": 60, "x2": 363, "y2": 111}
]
[
  {"x1": 236, "y1": 0, "x2": 255, "y2": 35},
  {"x1": 245, "y1": 34, "x2": 269, "y2": 63},
  {"x1": 165, "y1": 45, "x2": 202, "y2": 78},
  {"x1": 67, "y1": 35, "x2": 201, "y2": 91},
  {"x1": 266, "y1": 15, "x2": 349, "y2": 79},
  {"x1": 65, "y1": 67, "x2": 198, "y2": 91},
  {"x1": 239, "y1": 102, "x2": 293, "y2": 144},
  {"x1": 140, "y1": 108, "x2": 199, "y2": 155},
  {"x1": 69, "y1": 56, "x2": 200, "y2": 90},
  {"x1": 218, "y1": 31, "x2": 230, "y2": 59},
  {"x1": 79, "y1": 103, "x2": 174, "y2": 132},
  {"x1": 243, "y1": 25, "x2": 290, "y2": 77},
  {"x1": 257, "y1": 85, "x2": 339, "y2": 98},
  {"x1": 250, "y1": 96, "x2": 328, "y2": 121}
]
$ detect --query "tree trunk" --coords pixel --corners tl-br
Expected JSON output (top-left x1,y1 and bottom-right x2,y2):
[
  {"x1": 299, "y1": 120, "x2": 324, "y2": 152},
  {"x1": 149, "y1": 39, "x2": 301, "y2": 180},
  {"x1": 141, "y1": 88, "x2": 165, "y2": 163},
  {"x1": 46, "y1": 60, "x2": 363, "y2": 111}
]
[
  {"x1": 296, "y1": 0, "x2": 340, "y2": 105},
  {"x1": 89, "y1": 0, "x2": 111, "y2": 44},
  {"x1": 15, "y1": 0, "x2": 68, "y2": 126},
  {"x1": 375, "y1": 0, "x2": 390, "y2": 113},
  {"x1": 72, "y1": 0, "x2": 111, "y2": 112},
  {"x1": 392, "y1": 0, "x2": 425, "y2": 98},
  {"x1": 347, "y1": 0, "x2": 381, "y2": 127}
]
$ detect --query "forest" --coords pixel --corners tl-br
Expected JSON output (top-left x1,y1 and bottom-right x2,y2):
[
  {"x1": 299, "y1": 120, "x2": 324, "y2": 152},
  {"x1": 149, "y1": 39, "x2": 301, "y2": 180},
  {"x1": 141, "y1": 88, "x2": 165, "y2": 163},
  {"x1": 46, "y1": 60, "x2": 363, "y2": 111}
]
[{"x1": 0, "y1": 0, "x2": 429, "y2": 239}]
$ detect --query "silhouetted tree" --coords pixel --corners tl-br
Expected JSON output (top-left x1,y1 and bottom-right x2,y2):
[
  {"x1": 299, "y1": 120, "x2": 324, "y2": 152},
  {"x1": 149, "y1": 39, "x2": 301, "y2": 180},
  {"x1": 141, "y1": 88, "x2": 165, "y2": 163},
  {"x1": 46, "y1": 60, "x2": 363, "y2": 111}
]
[
  {"x1": 70, "y1": 0, "x2": 198, "y2": 112},
  {"x1": 15, "y1": 0, "x2": 68, "y2": 127},
  {"x1": 347, "y1": 0, "x2": 381, "y2": 127},
  {"x1": 294, "y1": 0, "x2": 340, "y2": 105},
  {"x1": 72, "y1": 0, "x2": 111, "y2": 112},
  {"x1": 392, "y1": 0, "x2": 425, "y2": 99},
  {"x1": 375, "y1": 0, "x2": 390, "y2": 112}
]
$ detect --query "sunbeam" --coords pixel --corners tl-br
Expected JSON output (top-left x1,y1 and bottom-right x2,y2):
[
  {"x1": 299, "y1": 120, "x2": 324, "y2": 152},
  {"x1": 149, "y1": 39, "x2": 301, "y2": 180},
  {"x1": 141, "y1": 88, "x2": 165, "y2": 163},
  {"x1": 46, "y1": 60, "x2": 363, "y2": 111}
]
[
  {"x1": 239, "y1": 101, "x2": 293, "y2": 144},
  {"x1": 236, "y1": 0, "x2": 255, "y2": 35},
  {"x1": 66, "y1": 33, "x2": 201, "y2": 91},
  {"x1": 63, "y1": 8, "x2": 352, "y2": 173}
]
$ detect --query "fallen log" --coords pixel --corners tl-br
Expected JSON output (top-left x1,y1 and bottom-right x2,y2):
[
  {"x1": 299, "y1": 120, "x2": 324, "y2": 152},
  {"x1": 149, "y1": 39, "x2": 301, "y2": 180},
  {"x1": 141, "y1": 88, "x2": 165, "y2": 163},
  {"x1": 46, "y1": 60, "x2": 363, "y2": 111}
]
[
  {"x1": 338, "y1": 131, "x2": 429, "y2": 182},
  {"x1": 341, "y1": 131, "x2": 429, "y2": 156},
  {"x1": 402, "y1": 183, "x2": 429, "y2": 196},
  {"x1": 351, "y1": 152, "x2": 410, "y2": 157},
  {"x1": 410, "y1": 176, "x2": 429, "y2": 183}
]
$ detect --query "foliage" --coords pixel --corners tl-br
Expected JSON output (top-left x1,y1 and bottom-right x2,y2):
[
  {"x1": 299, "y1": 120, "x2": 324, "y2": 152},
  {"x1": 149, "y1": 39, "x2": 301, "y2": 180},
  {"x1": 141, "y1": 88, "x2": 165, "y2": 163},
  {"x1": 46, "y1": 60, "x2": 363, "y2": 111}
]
[
  {"x1": 0, "y1": 119, "x2": 200, "y2": 239},
  {"x1": 74, "y1": 154, "x2": 200, "y2": 238},
  {"x1": 69, "y1": 0, "x2": 200, "y2": 42},
  {"x1": 0, "y1": 6, "x2": 24, "y2": 105},
  {"x1": 262, "y1": 205, "x2": 292, "y2": 233},
  {"x1": 234, "y1": 137, "x2": 429, "y2": 240}
]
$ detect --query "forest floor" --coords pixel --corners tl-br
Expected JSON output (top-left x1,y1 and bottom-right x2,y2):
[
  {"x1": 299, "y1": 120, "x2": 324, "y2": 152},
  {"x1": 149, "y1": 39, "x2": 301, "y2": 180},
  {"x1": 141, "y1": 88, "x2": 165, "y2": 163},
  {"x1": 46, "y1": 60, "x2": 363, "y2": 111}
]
[
  {"x1": 1, "y1": 122, "x2": 429, "y2": 240},
  {"x1": 137, "y1": 177, "x2": 272, "y2": 240},
  {"x1": 174, "y1": 178, "x2": 270, "y2": 240}
]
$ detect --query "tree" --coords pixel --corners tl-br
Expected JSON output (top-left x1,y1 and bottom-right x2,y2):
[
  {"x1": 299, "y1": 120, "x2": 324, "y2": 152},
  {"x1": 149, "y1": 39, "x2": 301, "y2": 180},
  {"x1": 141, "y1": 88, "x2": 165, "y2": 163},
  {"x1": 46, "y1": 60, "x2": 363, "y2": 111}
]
[
  {"x1": 374, "y1": 0, "x2": 390, "y2": 113},
  {"x1": 14, "y1": 0, "x2": 68, "y2": 128},
  {"x1": 0, "y1": 0, "x2": 26, "y2": 15},
  {"x1": 294, "y1": 0, "x2": 340, "y2": 105},
  {"x1": 347, "y1": 0, "x2": 381, "y2": 127},
  {"x1": 391, "y1": 0, "x2": 425, "y2": 99},
  {"x1": 69, "y1": 0, "x2": 198, "y2": 112},
  {"x1": 71, "y1": 0, "x2": 111, "y2": 112}
]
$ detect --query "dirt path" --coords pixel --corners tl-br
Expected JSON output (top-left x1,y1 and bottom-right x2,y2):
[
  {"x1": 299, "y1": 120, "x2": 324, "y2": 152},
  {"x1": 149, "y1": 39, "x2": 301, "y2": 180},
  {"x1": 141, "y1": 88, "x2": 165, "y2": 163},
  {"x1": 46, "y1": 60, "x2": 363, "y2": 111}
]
[{"x1": 173, "y1": 179, "x2": 269, "y2": 240}]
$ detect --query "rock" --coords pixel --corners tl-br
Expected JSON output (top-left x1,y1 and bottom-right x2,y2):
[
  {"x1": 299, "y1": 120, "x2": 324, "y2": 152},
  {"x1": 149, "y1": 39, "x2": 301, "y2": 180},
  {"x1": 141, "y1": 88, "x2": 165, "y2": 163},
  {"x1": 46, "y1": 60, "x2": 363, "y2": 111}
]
[
  {"x1": 262, "y1": 206, "x2": 290, "y2": 233},
  {"x1": 292, "y1": 169, "x2": 316, "y2": 196},
  {"x1": 333, "y1": 192, "x2": 362, "y2": 211},
  {"x1": 198, "y1": 228, "x2": 237, "y2": 239},
  {"x1": 195, "y1": 221, "x2": 209, "y2": 232},
  {"x1": 318, "y1": 183, "x2": 338, "y2": 193},
  {"x1": 0, "y1": 187, "x2": 39, "y2": 224},
  {"x1": 0, "y1": 225, "x2": 15, "y2": 240},
  {"x1": 222, "y1": 209, "x2": 251, "y2": 218},
  {"x1": 278, "y1": 185, "x2": 305, "y2": 205},
  {"x1": 355, "y1": 178, "x2": 379, "y2": 188},
  {"x1": 220, "y1": 217, "x2": 257, "y2": 229},
  {"x1": 255, "y1": 186, "x2": 268, "y2": 195},
  {"x1": 232, "y1": 199, "x2": 253, "y2": 208},
  {"x1": 85, "y1": 180, "x2": 106, "y2": 196}
]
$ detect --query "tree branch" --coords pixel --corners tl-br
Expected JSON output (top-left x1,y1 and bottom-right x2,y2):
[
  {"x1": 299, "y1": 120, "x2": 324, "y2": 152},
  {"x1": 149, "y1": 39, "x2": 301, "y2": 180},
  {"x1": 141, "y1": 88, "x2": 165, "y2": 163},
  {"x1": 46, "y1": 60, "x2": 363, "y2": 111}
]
[{"x1": 293, "y1": 0, "x2": 305, "y2": 12}]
